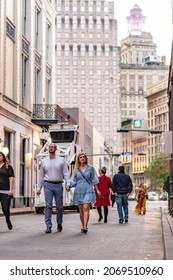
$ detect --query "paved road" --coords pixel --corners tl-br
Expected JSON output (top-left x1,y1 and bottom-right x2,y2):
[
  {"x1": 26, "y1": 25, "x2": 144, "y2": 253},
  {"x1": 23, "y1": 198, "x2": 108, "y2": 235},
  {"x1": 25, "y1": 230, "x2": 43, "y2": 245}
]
[{"x1": 0, "y1": 200, "x2": 168, "y2": 260}]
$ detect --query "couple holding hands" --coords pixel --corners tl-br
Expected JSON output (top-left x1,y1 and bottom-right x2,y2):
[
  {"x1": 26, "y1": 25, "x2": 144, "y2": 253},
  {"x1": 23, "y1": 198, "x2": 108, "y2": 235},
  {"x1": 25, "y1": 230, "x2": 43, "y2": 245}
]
[{"x1": 37, "y1": 143, "x2": 102, "y2": 234}]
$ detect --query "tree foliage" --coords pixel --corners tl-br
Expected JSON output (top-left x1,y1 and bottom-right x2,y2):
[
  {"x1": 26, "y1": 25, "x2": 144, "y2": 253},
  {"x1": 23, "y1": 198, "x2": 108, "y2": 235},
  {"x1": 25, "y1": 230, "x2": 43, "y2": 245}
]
[{"x1": 144, "y1": 152, "x2": 169, "y2": 192}]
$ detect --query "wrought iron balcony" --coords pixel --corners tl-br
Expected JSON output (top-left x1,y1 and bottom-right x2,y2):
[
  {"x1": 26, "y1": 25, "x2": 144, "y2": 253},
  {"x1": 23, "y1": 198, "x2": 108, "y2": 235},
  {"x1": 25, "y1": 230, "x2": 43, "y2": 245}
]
[{"x1": 32, "y1": 104, "x2": 77, "y2": 127}]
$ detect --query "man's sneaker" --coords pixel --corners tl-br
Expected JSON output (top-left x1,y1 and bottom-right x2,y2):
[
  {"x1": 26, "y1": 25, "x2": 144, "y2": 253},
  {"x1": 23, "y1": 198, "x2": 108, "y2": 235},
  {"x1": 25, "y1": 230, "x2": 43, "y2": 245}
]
[
  {"x1": 45, "y1": 227, "x2": 52, "y2": 233},
  {"x1": 119, "y1": 219, "x2": 123, "y2": 224},
  {"x1": 57, "y1": 224, "x2": 63, "y2": 232},
  {"x1": 125, "y1": 219, "x2": 128, "y2": 223}
]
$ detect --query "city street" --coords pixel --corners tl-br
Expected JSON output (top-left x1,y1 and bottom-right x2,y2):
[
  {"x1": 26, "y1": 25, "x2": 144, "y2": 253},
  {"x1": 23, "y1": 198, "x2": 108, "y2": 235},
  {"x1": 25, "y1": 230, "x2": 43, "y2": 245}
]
[{"x1": 0, "y1": 200, "x2": 169, "y2": 260}]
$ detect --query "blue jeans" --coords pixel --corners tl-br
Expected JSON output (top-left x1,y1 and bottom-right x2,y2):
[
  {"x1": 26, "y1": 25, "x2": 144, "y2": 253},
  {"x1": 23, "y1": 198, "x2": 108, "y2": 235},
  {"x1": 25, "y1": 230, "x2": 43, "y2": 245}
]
[
  {"x1": 115, "y1": 194, "x2": 128, "y2": 222},
  {"x1": 44, "y1": 182, "x2": 63, "y2": 228}
]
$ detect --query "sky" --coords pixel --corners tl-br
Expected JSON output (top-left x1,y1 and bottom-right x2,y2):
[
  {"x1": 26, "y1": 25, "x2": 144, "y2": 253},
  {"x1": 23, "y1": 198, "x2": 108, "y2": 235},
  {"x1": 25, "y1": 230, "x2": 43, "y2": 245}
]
[{"x1": 114, "y1": 0, "x2": 172, "y2": 64}]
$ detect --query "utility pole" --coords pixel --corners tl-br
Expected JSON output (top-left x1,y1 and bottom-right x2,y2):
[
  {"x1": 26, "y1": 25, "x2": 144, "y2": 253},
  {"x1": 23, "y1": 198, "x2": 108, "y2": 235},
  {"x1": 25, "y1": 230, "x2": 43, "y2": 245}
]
[
  {"x1": 168, "y1": 75, "x2": 173, "y2": 216},
  {"x1": 167, "y1": 0, "x2": 173, "y2": 216}
]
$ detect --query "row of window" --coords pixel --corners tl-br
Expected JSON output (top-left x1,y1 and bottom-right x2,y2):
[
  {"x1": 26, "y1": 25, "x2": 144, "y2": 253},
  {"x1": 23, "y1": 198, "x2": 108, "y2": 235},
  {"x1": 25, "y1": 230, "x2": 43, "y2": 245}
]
[
  {"x1": 57, "y1": 69, "x2": 116, "y2": 75},
  {"x1": 56, "y1": 60, "x2": 116, "y2": 66},
  {"x1": 56, "y1": 78, "x2": 116, "y2": 85},
  {"x1": 121, "y1": 110, "x2": 136, "y2": 116},
  {"x1": 57, "y1": 89, "x2": 117, "y2": 96},
  {"x1": 57, "y1": 97, "x2": 117, "y2": 104},
  {"x1": 121, "y1": 103, "x2": 145, "y2": 109},
  {"x1": 121, "y1": 96, "x2": 144, "y2": 101},
  {"x1": 121, "y1": 89, "x2": 144, "y2": 95},
  {"x1": 57, "y1": 32, "x2": 111, "y2": 39},
  {"x1": 57, "y1": 51, "x2": 113, "y2": 57},
  {"x1": 57, "y1": 20, "x2": 110, "y2": 28},
  {"x1": 57, "y1": 5, "x2": 110, "y2": 14}
]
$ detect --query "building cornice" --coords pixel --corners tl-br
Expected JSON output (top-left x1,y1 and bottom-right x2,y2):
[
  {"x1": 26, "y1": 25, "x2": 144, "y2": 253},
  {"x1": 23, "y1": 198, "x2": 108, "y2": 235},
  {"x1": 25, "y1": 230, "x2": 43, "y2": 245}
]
[{"x1": 0, "y1": 106, "x2": 41, "y2": 132}]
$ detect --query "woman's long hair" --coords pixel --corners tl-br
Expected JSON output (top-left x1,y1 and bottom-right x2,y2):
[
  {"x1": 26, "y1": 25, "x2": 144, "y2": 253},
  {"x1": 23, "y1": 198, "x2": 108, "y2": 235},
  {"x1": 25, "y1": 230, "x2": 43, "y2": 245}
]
[
  {"x1": 74, "y1": 152, "x2": 88, "y2": 174},
  {"x1": 0, "y1": 151, "x2": 7, "y2": 164}
]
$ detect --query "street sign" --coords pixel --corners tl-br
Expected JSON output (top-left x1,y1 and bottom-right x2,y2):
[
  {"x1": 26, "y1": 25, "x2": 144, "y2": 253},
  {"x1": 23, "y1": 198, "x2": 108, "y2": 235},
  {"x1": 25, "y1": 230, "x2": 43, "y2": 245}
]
[
  {"x1": 134, "y1": 119, "x2": 142, "y2": 128},
  {"x1": 121, "y1": 151, "x2": 133, "y2": 156}
]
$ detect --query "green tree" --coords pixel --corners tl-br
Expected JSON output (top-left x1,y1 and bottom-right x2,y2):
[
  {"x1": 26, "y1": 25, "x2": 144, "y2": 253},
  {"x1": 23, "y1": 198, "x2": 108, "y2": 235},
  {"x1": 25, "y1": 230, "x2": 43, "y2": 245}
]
[
  {"x1": 163, "y1": 175, "x2": 170, "y2": 192},
  {"x1": 144, "y1": 152, "x2": 169, "y2": 192}
]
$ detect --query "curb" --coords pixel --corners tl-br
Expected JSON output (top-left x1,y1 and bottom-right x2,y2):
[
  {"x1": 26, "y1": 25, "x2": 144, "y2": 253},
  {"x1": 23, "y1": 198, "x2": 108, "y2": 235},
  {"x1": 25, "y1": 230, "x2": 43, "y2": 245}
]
[
  {"x1": 161, "y1": 207, "x2": 173, "y2": 260},
  {"x1": 0, "y1": 209, "x2": 35, "y2": 217}
]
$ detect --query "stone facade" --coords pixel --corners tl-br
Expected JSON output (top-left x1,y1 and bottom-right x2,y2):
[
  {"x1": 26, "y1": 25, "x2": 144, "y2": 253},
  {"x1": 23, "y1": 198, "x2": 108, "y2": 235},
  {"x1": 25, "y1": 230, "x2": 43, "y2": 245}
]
[{"x1": 0, "y1": 0, "x2": 56, "y2": 207}]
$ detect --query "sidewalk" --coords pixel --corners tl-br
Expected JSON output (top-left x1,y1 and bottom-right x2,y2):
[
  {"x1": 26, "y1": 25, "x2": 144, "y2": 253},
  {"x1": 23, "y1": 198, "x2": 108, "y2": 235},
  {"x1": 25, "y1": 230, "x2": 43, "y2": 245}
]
[
  {"x1": 0, "y1": 206, "x2": 35, "y2": 217},
  {"x1": 161, "y1": 207, "x2": 173, "y2": 260}
]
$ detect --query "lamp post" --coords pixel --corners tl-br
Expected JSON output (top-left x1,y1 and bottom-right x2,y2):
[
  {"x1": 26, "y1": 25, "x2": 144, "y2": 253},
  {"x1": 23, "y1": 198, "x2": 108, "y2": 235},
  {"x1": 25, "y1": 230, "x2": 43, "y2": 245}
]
[{"x1": 40, "y1": 129, "x2": 49, "y2": 147}]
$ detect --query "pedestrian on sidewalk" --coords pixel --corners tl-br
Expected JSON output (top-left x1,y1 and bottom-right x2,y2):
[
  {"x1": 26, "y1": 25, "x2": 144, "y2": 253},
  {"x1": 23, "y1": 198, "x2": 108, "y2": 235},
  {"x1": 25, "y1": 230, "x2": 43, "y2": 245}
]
[
  {"x1": 112, "y1": 165, "x2": 133, "y2": 224},
  {"x1": 94, "y1": 167, "x2": 112, "y2": 223},
  {"x1": 0, "y1": 151, "x2": 14, "y2": 230},
  {"x1": 70, "y1": 152, "x2": 99, "y2": 233},
  {"x1": 134, "y1": 183, "x2": 148, "y2": 215},
  {"x1": 110, "y1": 191, "x2": 116, "y2": 207},
  {"x1": 37, "y1": 143, "x2": 71, "y2": 234}
]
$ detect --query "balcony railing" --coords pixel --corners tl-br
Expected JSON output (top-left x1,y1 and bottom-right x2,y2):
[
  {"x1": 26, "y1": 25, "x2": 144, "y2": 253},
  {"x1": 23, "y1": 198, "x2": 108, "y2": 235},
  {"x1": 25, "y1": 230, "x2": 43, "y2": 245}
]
[{"x1": 32, "y1": 104, "x2": 77, "y2": 127}]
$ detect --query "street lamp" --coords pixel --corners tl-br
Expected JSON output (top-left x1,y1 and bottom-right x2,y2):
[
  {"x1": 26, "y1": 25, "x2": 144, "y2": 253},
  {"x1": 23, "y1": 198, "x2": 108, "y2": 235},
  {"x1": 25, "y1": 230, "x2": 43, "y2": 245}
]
[
  {"x1": 40, "y1": 129, "x2": 49, "y2": 147},
  {"x1": 1, "y1": 146, "x2": 9, "y2": 156},
  {"x1": 0, "y1": 138, "x2": 9, "y2": 156}
]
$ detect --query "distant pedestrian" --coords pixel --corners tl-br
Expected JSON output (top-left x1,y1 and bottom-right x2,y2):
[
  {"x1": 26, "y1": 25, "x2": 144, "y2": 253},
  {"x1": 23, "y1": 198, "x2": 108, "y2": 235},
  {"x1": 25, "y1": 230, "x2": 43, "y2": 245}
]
[
  {"x1": 70, "y1": 152, "x2": 99, "y2": 233},
  {"x1": 94, "y1": 167, "x2": 112, "y2": 223},
  {"x1": 110, "y1": 191, "x2": 116, "y2": 207},
  {"x1": 112, "y1": 165, "x2": 133, "y2": 224},
  {"x1": 0, "y1": 152, "x2": 15, "y2": 230},
  {"x1": 37, "y1": 143, "x2": 71, "y2": 234},
  {"x1": 134, "y1": 183, "x2": 148, "y2": 215}
]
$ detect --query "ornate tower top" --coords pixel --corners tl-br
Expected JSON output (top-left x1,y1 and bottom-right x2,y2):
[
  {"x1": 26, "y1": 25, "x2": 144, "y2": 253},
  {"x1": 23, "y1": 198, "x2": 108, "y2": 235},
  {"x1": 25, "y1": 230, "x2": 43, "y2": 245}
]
[{"x1": 126, "y1": 4, "x2": 146, "y2": 35}]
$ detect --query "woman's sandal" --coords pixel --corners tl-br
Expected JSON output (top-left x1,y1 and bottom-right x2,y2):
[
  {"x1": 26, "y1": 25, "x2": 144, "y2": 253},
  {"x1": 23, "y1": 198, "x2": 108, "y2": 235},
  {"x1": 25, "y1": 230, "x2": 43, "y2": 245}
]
[{"x1": 82, "y1": 228, "x2": 88, "y2": 234}]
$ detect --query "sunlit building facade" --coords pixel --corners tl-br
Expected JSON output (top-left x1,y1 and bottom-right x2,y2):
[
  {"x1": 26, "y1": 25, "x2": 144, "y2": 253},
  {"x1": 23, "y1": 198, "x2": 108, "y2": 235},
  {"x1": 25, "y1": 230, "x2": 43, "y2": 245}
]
[
  {"x1": 120, "y1": 4, "x2": 169, "y2": 121},
  {"x1": 0, "y1": 0, "x2": 56, "y2": 206},
  {"x1": 55, "y1": 0, "x2": 121, "y2": 149}
]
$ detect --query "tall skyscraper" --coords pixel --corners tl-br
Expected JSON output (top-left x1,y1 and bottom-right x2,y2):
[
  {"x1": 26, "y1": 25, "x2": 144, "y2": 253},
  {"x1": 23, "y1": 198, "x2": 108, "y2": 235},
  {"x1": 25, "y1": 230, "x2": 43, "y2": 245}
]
[
  {"x1": 55, "y1": 0, "x2": 121, "y2": 149},
  {"x1": 120, "y1": 4, "x2": 169, "y2": 121}
]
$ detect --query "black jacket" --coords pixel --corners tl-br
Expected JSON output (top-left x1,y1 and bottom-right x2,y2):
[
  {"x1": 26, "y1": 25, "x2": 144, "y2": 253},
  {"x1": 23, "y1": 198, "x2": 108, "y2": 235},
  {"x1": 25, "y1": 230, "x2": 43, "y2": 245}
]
[{"x1": 112, "y1": 172, "x2": 133, "y2": 194}]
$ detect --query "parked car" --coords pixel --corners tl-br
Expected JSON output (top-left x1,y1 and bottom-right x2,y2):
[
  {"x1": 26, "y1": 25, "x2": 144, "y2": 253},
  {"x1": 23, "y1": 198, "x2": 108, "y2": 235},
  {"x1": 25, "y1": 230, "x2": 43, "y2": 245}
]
[
  {"x1": 147, "y1": 191, "x2": 159, "y2": 201},
  {"x1": 159, "y1": 192, "x2": 168, "y2": 201}
]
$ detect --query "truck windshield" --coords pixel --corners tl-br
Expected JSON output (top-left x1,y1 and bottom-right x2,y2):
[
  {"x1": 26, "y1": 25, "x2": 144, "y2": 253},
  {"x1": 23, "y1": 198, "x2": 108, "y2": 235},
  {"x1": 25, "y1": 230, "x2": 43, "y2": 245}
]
[{"x1": 50, "y1": 131, "x2": 74, "y2": 143}]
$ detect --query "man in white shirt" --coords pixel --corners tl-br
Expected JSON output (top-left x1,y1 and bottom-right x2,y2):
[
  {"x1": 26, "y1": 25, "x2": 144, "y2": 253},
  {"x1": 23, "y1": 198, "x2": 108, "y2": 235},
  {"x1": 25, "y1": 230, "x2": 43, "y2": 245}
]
[{"x1": 37, "y1": 143, "x2": 71, "y2": 233}]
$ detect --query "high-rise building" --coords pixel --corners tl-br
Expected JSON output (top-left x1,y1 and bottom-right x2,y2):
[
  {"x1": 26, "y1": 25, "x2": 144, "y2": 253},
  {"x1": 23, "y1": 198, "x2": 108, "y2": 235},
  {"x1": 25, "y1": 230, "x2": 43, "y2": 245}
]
[
  {"x1": 146, "y1": 79, "x2": 169, "y2": 164},
  {"x1": 119, "y1": 4, "x2": 169, "y2": 185},
  {"x1": 55, "y1": 0, "x2": 121, "y2": 148},
  {"x1": 120, "y1": 4, "x2": 169, "y2": 121}
]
